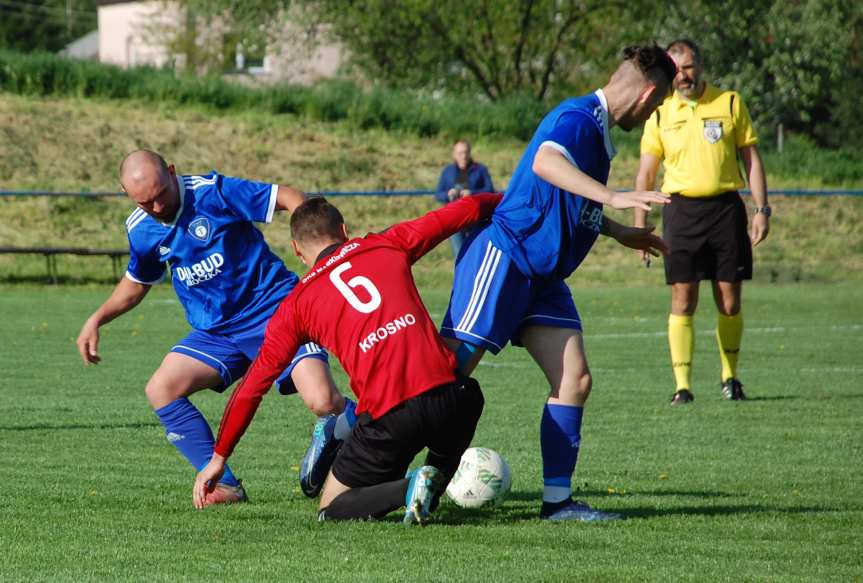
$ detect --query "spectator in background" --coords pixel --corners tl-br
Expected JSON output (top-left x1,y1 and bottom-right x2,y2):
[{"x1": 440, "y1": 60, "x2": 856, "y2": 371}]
[{"x1": 435, "y1": 139, "x2": 495, "y2": 257}]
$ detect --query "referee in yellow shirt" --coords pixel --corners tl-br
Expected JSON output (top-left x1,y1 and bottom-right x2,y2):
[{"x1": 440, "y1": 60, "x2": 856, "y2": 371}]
[{"x1": 634, "y1": 39, "x2": 770, "y2": 404}]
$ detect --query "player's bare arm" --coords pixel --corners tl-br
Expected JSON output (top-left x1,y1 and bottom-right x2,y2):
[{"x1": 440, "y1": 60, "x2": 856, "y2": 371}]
[
  {"x1": 600, "y1": 216, "x2": 670, "y2": 257},
  {"x1": 275, "y1": 185, "x2": 307, "y2": 214},
  {"x1": 533, "y1": 146, "x2": 669, "y2": 211},
  {"x1": 633, "y1": 152, "x2": 662, "y2": 263},
  {"x1": 740, "y1": 145, "x2": 770, "y2": 246},
  {"x1": 634, "y1": 153, "x2": 661, "y2": 227},
  {"x1": 75, "y1": 277, "x2": 151, "y2": 365}
]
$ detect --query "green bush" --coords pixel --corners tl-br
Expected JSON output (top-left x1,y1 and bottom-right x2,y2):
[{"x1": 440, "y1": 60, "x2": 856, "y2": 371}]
[
  {"x1": 760, "y1": 134, "x2": 863, "y2": 185},
  {"x1": 0, "y1": 50, "x2": 546, "y2": 140}
]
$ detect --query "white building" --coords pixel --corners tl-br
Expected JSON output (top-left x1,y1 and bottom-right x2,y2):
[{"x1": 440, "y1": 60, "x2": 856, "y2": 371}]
[
  {"x1": 95, "y1": 0, "x2": 344, "y2": 83},
  {"x1": 98, "y1": 0, "x2": 176, "y2": 68}
]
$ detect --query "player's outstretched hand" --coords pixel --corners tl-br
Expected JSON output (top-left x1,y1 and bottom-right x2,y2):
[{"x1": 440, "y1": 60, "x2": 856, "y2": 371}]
[
  {"x1": 750, "y1": 212, "x2": 769, "y2": 246},
  {"x1": 76, "y1": 319, "x2": 101, "y2": 365},
  {"x1": 193, "y1": 455, "x2": 226, "y2": 510},
  {"x1": 609, "y1": 190, "x2": 670, "y2": 211},
  {"x1": 614, "y1": 225, "x2": 670, "y2": 257}
]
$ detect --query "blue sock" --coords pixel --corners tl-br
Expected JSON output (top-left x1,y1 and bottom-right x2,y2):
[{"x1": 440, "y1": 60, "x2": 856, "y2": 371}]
[
  {"x1": 540, "y1": 403, "x2": 584, "y2": 503},
  {"x1": 333, "y1": 397, "x2": 357, "y2": 440},
  {"x1": 154, "y1": 397, "x2": 240, "y2": 487}
]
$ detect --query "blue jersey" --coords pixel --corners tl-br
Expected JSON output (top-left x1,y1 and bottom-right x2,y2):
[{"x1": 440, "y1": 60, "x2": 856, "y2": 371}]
[
  {"x1": 488, "y1": 90, "x2": 617, "y2": 279},
  {"x1": 125, "y1": 172, "x2": 297, "y2": 333}
]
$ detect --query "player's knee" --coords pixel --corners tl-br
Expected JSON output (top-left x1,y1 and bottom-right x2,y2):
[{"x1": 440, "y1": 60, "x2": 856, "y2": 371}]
[
  {"x1": 144, "y1": 376, "x2": 174, "y2": 408},
  {"x1": 671, "y1": 286, "x2": 698, "y2": 315},
  {"x1": 145, "y1": 373, "x2": 197, "y2": 409},
  {"x1": 672, "y1": 297, "x2": 697, "y2": 315},
  {"x1": 574, "y1": 370, "x2": 592, "y2": 399},
  {"x1": 304, "y1": 389, "x2": 342, "y2": 417},
  {"x1": 560, "y1": 369, "x2": 591, "y2": 401},
  {"x1": 719, "y1": 299, "x2": 740, "y2": 316}
]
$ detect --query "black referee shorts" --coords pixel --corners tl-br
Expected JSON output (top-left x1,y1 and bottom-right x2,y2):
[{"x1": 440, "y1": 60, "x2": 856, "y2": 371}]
[
  {"x1": 662, "y1": 191, "x2": 753, "y2": 284},
  {"x1": 332, "y1": 377, "x2": 484, "y2": 489}
]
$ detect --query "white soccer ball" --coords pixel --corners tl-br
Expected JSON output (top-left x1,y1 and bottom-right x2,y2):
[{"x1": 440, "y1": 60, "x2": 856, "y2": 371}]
[{"x1": 446, "y1": 447, "x2": 512, "y2": 508}]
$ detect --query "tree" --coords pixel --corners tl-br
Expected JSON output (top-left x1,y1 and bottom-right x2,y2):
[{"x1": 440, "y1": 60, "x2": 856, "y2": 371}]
[
  {"x1": 300, "y1": 0, "x2": 632, "y2": 101},
  {"x1": 0, "y1": 0, "x2": 98, "y2": 52},
  {"x1": 653, "y1": 0, "x2": 863, "y2": 147}
]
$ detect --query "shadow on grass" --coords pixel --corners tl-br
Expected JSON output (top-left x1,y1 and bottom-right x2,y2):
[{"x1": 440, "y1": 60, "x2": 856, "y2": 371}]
[
  {"x1": 429, "y1": 489, "x2": 851, "y2": 525},
  {"x1": 506, "y1": 489, "x2": 738, "y2": 501},
  {"x1": 430, "y1": 501, "x2": 849, "y2": 525},
  {"x1": 0, "y1": 421, "x2": 160, "y2": 431}
]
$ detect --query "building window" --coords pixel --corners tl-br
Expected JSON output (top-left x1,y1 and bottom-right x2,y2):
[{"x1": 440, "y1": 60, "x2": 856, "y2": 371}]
[{"x1": 235, "y1": 42, "x2": 267, "y2": 75}]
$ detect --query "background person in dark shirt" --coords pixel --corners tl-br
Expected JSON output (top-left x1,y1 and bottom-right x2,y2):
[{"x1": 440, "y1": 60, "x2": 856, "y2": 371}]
[{"x1": 435, "y1": 139, "x2": 495, "y2": 257}]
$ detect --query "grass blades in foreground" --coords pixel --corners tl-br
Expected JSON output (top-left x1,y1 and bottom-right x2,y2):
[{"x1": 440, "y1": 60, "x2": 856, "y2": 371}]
[{"x1": 1, "y1": 283, "x2": 861, "y2": 582}]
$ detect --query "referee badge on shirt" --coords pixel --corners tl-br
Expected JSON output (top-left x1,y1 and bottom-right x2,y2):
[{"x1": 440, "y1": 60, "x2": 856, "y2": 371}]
[
  {"x1": 703, "y1": 120, "x2": 723, "y2": 144},
  {"x1": 188, "y1": 217, "x2": 212, "y2": 242}
]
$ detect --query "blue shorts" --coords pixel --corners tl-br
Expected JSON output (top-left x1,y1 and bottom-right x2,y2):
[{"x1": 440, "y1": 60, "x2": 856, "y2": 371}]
[
  {"x1": 441, "y1": 226, "x2": 582, "y2": 354},
  {"x1": 171, "y1": 322, "x2": 328, "y2": 395}
]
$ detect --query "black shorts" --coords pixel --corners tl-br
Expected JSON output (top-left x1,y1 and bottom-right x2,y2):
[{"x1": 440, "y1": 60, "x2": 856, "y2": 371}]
[
  {"x1": 662, "y1": 191, "x2": 753, "y2": 284},
  {"x1": 332, "y1": 377, "x2": 484, "y2": 489}
]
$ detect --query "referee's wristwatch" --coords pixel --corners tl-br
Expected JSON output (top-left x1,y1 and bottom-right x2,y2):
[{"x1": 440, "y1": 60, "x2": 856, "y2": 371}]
[{"x1": 754, "y1": 205, "x2": 772, "y2": 217}]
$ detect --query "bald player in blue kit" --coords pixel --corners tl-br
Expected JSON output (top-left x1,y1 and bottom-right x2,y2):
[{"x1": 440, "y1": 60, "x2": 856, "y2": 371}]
[
  {"x1": 440, "y1": 46, "x2": 677, "y2": 521},
  {"x1": 76, "y1": 150, "x2": 354, "y2": 506}
]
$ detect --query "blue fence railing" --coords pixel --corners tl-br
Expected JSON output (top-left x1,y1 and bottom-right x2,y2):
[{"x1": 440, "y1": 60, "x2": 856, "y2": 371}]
[
  {"x1": 0, "y1": 189, "x2": 439, "y2": 198},
  {"x1": 1, "y1": 189, "x2": 862, "y2": 198}
]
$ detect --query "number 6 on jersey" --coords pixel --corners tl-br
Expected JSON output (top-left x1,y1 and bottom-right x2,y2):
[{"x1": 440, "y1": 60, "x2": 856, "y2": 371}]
[{"x1": 329, "y1": 262, "x2": 382, "y2": 313}]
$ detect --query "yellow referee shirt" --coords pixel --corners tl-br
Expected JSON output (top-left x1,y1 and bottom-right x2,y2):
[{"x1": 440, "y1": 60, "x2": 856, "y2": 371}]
[{"x1": 641, "y1": 84, "x2": 758, "y2": 198}]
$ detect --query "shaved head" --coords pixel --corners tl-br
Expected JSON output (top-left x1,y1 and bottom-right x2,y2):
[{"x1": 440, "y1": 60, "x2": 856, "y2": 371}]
[
  {"x1": 608, "y1": 45, "x2": 676, "y2": 98},
  {"x1": 603, "y1": 44, "x2": 676, "y2": 131},
  {"x1": 120, "y1": 150, "x2": 170, "y2": 190},
  {"x1": 120, "y1": 150, "x2": 180, "y2": 222}
]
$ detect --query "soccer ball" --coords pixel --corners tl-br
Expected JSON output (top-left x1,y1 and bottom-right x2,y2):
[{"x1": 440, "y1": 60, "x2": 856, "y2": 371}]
[{"x1": 445, "y1": 447, "x2": 512, "y2": 508}]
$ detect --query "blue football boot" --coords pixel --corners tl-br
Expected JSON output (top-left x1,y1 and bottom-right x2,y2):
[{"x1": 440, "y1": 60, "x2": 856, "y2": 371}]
[
  {"x1": 403, "y1": 466, "x2": 445, "y2": 526},
  {"x1": 299, "y1": 414, "x2": 342, "y2": 498},
  {"x1": 540, "y1": 499, "x2": 625, "y2": 522}
]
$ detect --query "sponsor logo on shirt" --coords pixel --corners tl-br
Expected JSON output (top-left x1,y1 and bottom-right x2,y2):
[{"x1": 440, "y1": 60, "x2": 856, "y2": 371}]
[
  {"x1": 358, "y1": 313, "x2": 417, "y2": 353},
  {"x1": 174, "y1": 252, "x2": 225, "y2": 287},
  {"x1": 579, "y1": 205, "x2": 603, "y2": 233},
  {"x1": 159, "y1": 246, "x2": 171, "y2": 256},
  {"x1": 302, "y1": 242, "x2": 361, "y2": 284}
]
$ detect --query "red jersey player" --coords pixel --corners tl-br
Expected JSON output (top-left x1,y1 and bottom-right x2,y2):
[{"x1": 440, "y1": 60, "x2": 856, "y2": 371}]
[{"x1": 193, "y1": 193, "x2": 501, "y2": 525}]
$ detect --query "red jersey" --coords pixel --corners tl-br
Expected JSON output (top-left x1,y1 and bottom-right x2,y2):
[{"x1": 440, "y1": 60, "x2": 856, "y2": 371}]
[{"x1": 214, "y1": 194, "x2": 501, "y2": 458}]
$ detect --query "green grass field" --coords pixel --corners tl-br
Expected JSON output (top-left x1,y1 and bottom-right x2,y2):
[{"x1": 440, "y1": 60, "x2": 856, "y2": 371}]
[{"x1": 2, "y1": 282, "x2": 861, "y2": 582}]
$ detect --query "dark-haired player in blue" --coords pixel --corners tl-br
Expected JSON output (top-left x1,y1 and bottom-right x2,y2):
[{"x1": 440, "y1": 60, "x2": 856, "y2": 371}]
[
  {"x1": 75, "y1": 150, "x2": 354, "y2": 506},
  {"x1": 441, "y1": 46, "x2": 677, "y2": 521}
]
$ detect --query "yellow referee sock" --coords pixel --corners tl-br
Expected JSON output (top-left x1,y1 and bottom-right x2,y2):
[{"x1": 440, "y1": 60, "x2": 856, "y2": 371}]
[
  {"x1": 668, "y1": 314, "x2": 694, "y2": 391},
  {"x1": 716, "y1": 312, "x2": 743, "y2": 382}
]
